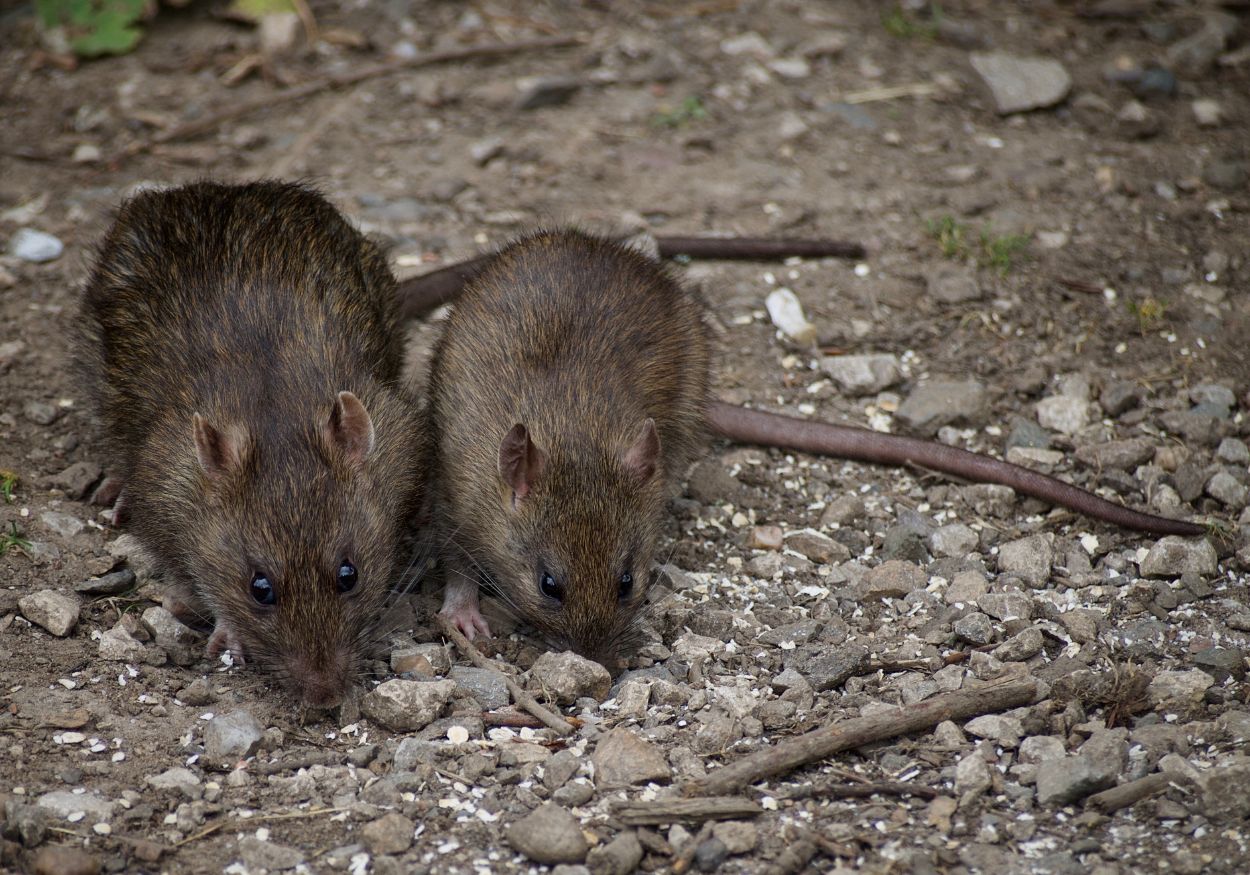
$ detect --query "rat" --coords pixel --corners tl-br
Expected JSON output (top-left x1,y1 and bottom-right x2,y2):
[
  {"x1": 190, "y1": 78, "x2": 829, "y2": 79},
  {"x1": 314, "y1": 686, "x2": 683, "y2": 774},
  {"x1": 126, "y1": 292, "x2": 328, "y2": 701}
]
[
  {"x1": 78, "y1": 180, "x2": 426, "y2": 708},
  {"x1": 424, "y1": 229, "x2": 1205, "y2": 659}
]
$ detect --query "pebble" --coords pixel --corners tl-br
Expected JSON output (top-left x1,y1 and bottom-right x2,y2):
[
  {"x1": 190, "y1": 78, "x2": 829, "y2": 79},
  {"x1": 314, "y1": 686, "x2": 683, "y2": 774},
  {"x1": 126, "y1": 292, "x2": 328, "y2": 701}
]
[
  {"x1": 695, "y1": 837, "x2": 730, "y2": 871},
  {"x1": 24, "y1": 400, "x2": 62, "y2": 425},
  {"x1": 592, "y1": 728, "x2": 671, "y2": 786},
  {"x1": 586, "y1": 831, "x2": 643, "y2": 875},
  {"x1": 1035, "y1": 395, "x2": 1089, "y2": 435},
  {"x1": 1019, "y1": 735, "x2": 1066, "y2": 765},
  {"x1": 360, "y1": 679, "x2": 455, "y2": 732},
  {"x1": 1201, "y1": 761, "x2": 1250, "y2": 822},
  {"x1": 1140, "y1": 537, "x2": 1217, "y2": 578},
  {"x1": 146, "y1": 767, "x2": 201, "y2": 797},
  {"x1": 765, "y1": 288, "x2": 817, "y2": 345},
  {"x1": 1206, "y1": 470, "x2": 1248, "y2": 508},
  {"x1": 1075, "y1": 438, "x2": 1155, "y2": 471},
  {"x1": 1192, "y1": 98, "x2": 1222, "y2": 127},
  {"x1": 954, "y1": 612, "x2": 995, "y2": 646},
  {"x1": 74, "y1": 569, "x2": 135, "y2": 596},
  {"x1": 1035, "y1": 749, "x2": 1119, "y2": 805},
  {"x1": 1167, "y1": 10, "x2": 1239, "y2": 75},
  {"x1": 1148, "y1": 669, "x2": 1214, "y2": 711},
  {"x1": 927, "y1": 263, "x2": 982, "y2": 303},
  {"x1": 997, "y1": 534, "x2": 1053, "y2": 586},
  {"x1": 711, "y1": 820, "x2": 757, "y2": 855},
  {"x1": 97, "y1": 624, "x2": 147, "y2": 661},
  {"x1": 18, "y1": 590, "x2": 80, "y2": 637},
  {"x1": 204, "y1": 709, "x2": 264, "y2": 764},
  {"x1": 37, "y1": 790, "x2": 114, "y2": 822},
  {"x1": 965, "y1": 714, "x2": 1024, "y2": 747},
  {"x1": 362, "y1": 812, "x2": 415, "y2": 854},
  {"x1": 177, "y1": 678, "x2": 216, "y2": 706},
  {"x1": 932, "y1": 523, "x2": 979, "y2": 558},
  {"x1": 451, "y1": 665, "x2": 510, "y2": 710},
  {"x1": 529, "y1": 651, "x2": 612, "y2": 703},
  {"x1": 993, "y1": 627, "x2": 1044, "y2": 662},
  {"x1": 969, "y1": 52, "x2": 1072, "y2": 114},
  {"x1": 1203, "y1": 159, "x2": 1248, "y2": 191},
  {"x1": 141, "y1": 606, "x2": 196, "y2": 650},
  {"x1": 469, "y1": 136, "x2": 505, "y2": 165},
  {"x1": 50, "y1": 461, "x2": 103, "y2": 500},
  {"x1": 860, "y1": 560, "x2": 927, "y2": 600},
  {"x1": 0, "y1": 338, "x2": 25, "y2": 371},
  {"x1": 721, "y1": 32, "x2": 773, "y2": 57},
  {"x1": 40, "y1": 511, "x2": 85, "y2": 540},
  {"x1": 786, "y1": 530, "x2": 848, "y2": 565},
  {"x1": 896, "y1": 380, "x2": 986, "y2": 430},
  {"x1": 820, "y1": 494, "x2": 865, "y2": 526},
  {"x1": 977, "y1": 592, "x2": 1033, "y2": 622},
  {"x1": 391, "y1": 642, "x2": 451, "y2": 676},
  {"x1": 506, "y1": 803, "x2": 589, "y2": 865},
  {"x1": 748, "y1": 525, "x2": 784, "y2": 550},
  {"x1": 1216, "y1": 438, "x2": 1250, "y2": 465},
  {"x1": 1192, "y1": 647, "x2": 1246, "y2": 683},
  {"x1": 514, "y1": 75, "x2": 581, "y2": 111},
  {"x1": 237, "y1": 836, "x2": 305, "y2": 871},
  {"x1": 801, "y1": 643, "x2": 869, "y2": 691},
  {"x1": 819, "y1": 353, "x2": 901, "y2": 395},
  {"x1": 9, "y1": 228, "x2": 64, "y2": 262},
  {"x1": 955, "y1": 752, "x2": 992, "y2": 802},
  {"x1": 945, "y1": 571, "x2": 990, "y2": 605},
  {"x1": 32, "y1": 846, "x2": 100, "y2": 875}
]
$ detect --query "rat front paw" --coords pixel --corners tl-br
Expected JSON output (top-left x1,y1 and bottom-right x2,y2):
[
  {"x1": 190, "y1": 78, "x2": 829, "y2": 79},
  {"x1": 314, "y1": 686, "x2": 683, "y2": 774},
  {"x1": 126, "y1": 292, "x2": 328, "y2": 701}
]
[{"x1": 441, "y1": 605, "x2": 492, "y2": 641}]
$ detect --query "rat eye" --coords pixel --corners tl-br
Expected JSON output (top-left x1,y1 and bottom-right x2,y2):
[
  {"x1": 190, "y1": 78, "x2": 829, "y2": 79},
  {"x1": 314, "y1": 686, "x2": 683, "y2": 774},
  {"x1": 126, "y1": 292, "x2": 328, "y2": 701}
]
[
  {"x1": 538, "y1": 569, "x2": 563, "y2": 602},
  {"x1": 338, "y1": 559, "x2": 358, "y2": 593},
  {"x1": 618, "y1": 571, "x2": 634, "y2": 600},
  {"x1": 250, "y1": 572, "x2": 276, "y2": 606}
]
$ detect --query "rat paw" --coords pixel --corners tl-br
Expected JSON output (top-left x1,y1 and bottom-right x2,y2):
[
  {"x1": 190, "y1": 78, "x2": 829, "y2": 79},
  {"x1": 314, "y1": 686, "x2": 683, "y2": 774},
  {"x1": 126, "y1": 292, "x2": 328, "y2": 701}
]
[
  {"x1": 207, "y1": 624, "x2": 247, "y2": 666},
  {"x1": 441, "y1": 605, "x2": 492, "y2": 641}
]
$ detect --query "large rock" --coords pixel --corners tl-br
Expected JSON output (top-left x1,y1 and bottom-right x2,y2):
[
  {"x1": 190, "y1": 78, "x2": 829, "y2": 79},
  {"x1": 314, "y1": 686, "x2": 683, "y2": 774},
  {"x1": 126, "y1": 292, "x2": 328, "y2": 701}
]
[
  {"x1": 1140, "y1": 537, "x2": 1217, "y2": 578},
  {"x1": 896, "y1": 380, "x2": 986, "y2": 431},
  {"x1": 970, "y1": 52, "x2": 1071, "y2": 114},
  {"x1": 204, "y1": 709, "x2": 264, "y2": 765},
  {"x1": 820, "y1": 353, "x2": 902, "y2": 395},
  {"x1": 591, "y1": 728, "x2": 671, "y2": 786},
  {"x1": 529, "y1": 651, "x2": 612, "y2": 704},
  {"x1": 360, "y1": 679, "x2": 455, "y2": 732},
  {"x1": 506, "y1": 803, "x2": 589, "y2": 865},
  {"x1": 18, "y1": 590, "x2": 80, "y2": 637},
  {"x1": 1148, "y1": 669, "x2": 1214, "y2": 712}
]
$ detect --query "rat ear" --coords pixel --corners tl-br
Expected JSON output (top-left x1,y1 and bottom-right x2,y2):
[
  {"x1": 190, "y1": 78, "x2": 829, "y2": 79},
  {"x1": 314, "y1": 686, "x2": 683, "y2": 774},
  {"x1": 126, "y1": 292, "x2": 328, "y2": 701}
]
[
  {"x1": 499, "y1": 423, "x2": 547, "y2": 503},
  {"x1": 622, "y1": 418, "x2": 660, "y2": 482},
  {"x1": 327, "y1": 391, "x2": 375, "y2": 464},
  {"x1": 193, "y1": 413, "x2": 244, "y2": 481}
]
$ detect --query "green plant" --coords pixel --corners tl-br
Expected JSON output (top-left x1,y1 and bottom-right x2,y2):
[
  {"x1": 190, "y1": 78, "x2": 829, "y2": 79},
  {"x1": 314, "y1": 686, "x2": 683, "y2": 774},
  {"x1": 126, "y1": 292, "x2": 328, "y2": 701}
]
[
  {"x1": 652, "y1": 96, "x2": 707, "y2": 129},
  {"x1": 980, "y1": 229, "x2": 1030, "y2": 276},
  {"x1": 882, "y1": 4, "x2": 939, "y2": 40},
  {"x1": 0, "y1": 470, "x2": 16, "y2": 503},
  {"x1": 1127, "y1": 297, "x2": 1168, "y2": 334},
  {"x1": 1, "y1": 521, "x2": 31, "y2": 556},
  {"x1": 925, "y1": 215, "x2": 971, "y2": 260},
  {"x1": 926, "y1": 215, "x2": 1031, "y2": 275},
  {"x1": 35, "y1": 0, "x2": 150, "y2": 57}
]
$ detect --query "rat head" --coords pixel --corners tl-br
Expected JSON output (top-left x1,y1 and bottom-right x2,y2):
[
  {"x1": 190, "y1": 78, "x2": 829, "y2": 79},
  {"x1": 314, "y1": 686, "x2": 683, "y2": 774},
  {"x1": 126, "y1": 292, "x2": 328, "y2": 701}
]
[
  {"x1": 489, "y1": 418, "x2": 666, "y2": 665},
  {"x1": 188, "y1": 391, "x2": 397, "y2": 709}
]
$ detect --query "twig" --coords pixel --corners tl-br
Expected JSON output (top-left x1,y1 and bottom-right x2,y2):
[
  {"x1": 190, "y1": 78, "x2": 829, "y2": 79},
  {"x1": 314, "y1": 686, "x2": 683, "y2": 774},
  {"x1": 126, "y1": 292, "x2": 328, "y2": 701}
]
[
  {"x1": 1087, "y1": 772, "x2": 1176, "y2": 813},
  {"x1": 395, "y1": 234, "x2": 867, "y2": 320},
  {"x1": 671, "y1": 821, "x2": 715, "y2": 875},
  {"x1": 105, "y1": 36, "x2": 582, "y2": 167},
  {"x1": 682, "y1": 677, "x2": 1038, "y2": 796},
  {"x1": 839, "y1": 82, "x2": 940, "y2": 104},
  {"x1": 437, "y1": 616, "x2": 575, "y2": 736},
  {"x1": 611, "y1": 797, "x2": 762, "y2": 826},
  {"x1": 783, "y1": 781, "x2": 939, "y2": 801},
  {"x1": 1054, "y1": 276, "x2": 1106, "y2": 295}
]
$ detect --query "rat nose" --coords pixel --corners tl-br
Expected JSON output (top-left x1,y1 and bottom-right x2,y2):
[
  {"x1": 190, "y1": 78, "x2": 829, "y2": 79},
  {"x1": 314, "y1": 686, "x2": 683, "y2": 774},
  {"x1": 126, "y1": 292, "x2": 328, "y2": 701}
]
[{"x1": 289, "y1": 648, "x2": 351, "y2": 708}]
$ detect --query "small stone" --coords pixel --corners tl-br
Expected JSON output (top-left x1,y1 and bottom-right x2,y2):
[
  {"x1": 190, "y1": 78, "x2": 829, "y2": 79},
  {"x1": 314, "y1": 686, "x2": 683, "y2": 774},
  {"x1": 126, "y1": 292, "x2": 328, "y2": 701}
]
[
  {"x1": 586, "y1": 831, "x2": 643, "y2": 875},
  {"x1": 360, "y1": 679, "x2": 455, "y2": 732},
  {"x1": 860, "y1": 560, "x2": 927, "y2": 600},
  {"x1": 785, "y1": 530, "x2": 848, "y2": 564},
  {"x1": 50, "y1": 461, "x2": 103, "y2": 500},
  {"x1": 820, "y1": 353, "x2": 902, "y2": 395},
  {"x1": 800, "y1": 643, "x2": 869, "y2": 691},
  {"x1": 820, "y1": 494, "x2": 864, "y2": 526},
  {"x1": 1140, "y1": 537, "x2": 1217, "y2": 578},
  {"x1": 18, "y1": 590, "x2": 80, "y2": 636},
  {"x1": 766, "y1": 288, "x2": 817, "y2": 345},
  {"x1": 74, "y1": 569, "x2": 135, "y2": 596},
  {"x1": 955, "y1": 752, "x2": 992, "y2": 802},
  {"x1": 1203, "y1": 159, "x2": 1248, "y2": 191},
  {"x1": 529, "y1": 651, "x2": 612, "y2": 703},
  {"x1": 177, "y1": 678, "x2": 216, "y2": 706},
  {"x1": 237, "y1": 836, "x2": 305, "y2": 871},
  {"x1": 1216, "y1": 438, "x2": 1250, "y2": 465},
  {"x1": 9, "y1": 228, "x2": 64, "y2": 262},
  {"x1": 748, "y1": 525, "x2": 784, "y2": 550},
  {"x1": 1167, "y1": 11, "x2": 1239, "y2": 76},
  {"x1": 592, "y1": 729, "x2": 671, "y2": 786},
  {"x1": 896, "y1": 380, "x2": 987, "y2": 431},
  {"x1": 1058, "y1": 609, "x2": 1101, "y2": 643},
  {"x1": 32, "y1": 846, "x2": 100, "y2": 875},
  {"x1": 204, "y1": 709, "x2": 263, "y2": 765},
  {"x1": 98, "y1": 624, "x2": 146, "y2": 661},
  {"x1": 977, "y1": 592, "x2": 1033, "y2": 622},
  {"x1": 141, "y1": 606, "x2": 197, "y2": 650},
  {"x1": 515, "y1": 75, "x2": 581, "y2": 111},
  {"x1": 362, "y1": 812, "x2": 415, "y2": 855},
  {"x1": 1201, "y1": 761, "x2": 1250, "y2": 823},
  {"x1": 258, "y1": 11, "x2": 300, "y2": 55},
  {"x1": 146, "y1": 767, "x2": 201, "y2": 797},
  {"x1": 1036, "y1": 395, "x2": 1089, "y2": 435},
  {"x1": 1192, "y1": 647, "x2": 1246, "y2": 683},
  {"x1": 965, "y1": 714, "x2": 1024, "y2": 747},
  {"x1": 0, "y1": 338, "x2": 26, "y2": 371},
  {"x1": 1206, "y1": 470, "x2": 1248, "y2": 509},
  {"x1": 970, "y1": 52, "x2": 1072, "y2": 114},
  {"x1": 694, "y1": 838, "x2": 729, "y2": 871},
  {"x1": 945, "y1": 571, "x2": 989, "y2": 605},
  {"x1": 758, "y1": 619, "x2": 822, "y2": 648},
  {"x1": 72, "y1": 143, "x2": 101, "y2": 163},
  {"x1": 469, "y1": 136, "x2": 505, "y2": 165},
  {"x1": 768, "y1": 57, "x2": 811, "y2": 78},
  {"x1": 711, "y1": 820, "x2": 757, "y2": 854},
  {"x1": 997, "y1": 534, "x2": 1054, "y2": 586},
  {"x1": 927, "y1": 263, "x2": 982, "y2": 303},
  {"x1": 506, "y1": 803, "x2": 589, "y2": 865},
  {"x1": 391, "y1": 642, "x2": 450, "y2": 676},
  {"x1": 1075, "y1": 439, "x2": 1156, "y2": 471},
  {"x1": 954, "y1": 612, "x2": 995, "y2": 646},
  {"x1": 1019, "y1": 735, "x2": 1066, "y2": 765},
  {"x1": 1035, "y1": 752, "x2": 1118, "y2": 806},
  {"x1": 1148, "y1": 669, "x2": 1214, "y2": 711},
  {"x1": 1101, "y1": 382, "x2": 1141, "y2": 416},
  {"x1": 36, "y1": 790, "x2": 114, "y2": 822},
  {"x1": 932, "y1": 523, "x2": 979, "y2": 558},
  {"x1": 451, "y1": 665, "x2": 510, "y2": 710},
  {"x1": 39, "y1": 511, "x2": 84, "y2": 540},
  {"x1": 721, "y1": 32, "x2": 773, "y2": 57},
  {"x1": 1192, "y1": 98, "x2": 1223, "y2": 127},
  {"x1": 993, "y1": 627, "x2": 1044, "y2": 662}
]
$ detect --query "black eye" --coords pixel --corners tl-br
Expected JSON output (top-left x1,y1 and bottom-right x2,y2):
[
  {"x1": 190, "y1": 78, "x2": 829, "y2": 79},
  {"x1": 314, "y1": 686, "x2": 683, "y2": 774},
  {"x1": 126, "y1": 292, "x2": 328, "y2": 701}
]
[
  {"x1": 250, "y1": 572, "x2": 276, "y2": 606},
  {"x1": 539, "y1": 570, "x2": 563, "y2": 602},
  {"x1": 338, "y1": 559, "x2": 358, "y2": 593},
  {"x1": 618, "y1": 571, "x2": 634, "y2": 600}
]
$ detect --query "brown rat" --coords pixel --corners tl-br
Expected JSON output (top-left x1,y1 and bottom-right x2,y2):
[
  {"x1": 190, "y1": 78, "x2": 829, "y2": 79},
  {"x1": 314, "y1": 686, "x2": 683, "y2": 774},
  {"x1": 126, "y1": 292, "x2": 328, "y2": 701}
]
[
  {"x1": 425, "y1": 229, "x2": 1204, "y2": 658},
  {"x1": 79, "y1": 180, "x2": 426, "y2": 708}
]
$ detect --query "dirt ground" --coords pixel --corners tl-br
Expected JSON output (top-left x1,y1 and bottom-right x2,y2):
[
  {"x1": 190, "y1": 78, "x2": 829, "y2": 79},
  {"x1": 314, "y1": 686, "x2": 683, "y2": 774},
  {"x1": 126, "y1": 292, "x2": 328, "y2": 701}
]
[{"x1": 2, "y1": 1, "x2": 1249, "y2": 873}]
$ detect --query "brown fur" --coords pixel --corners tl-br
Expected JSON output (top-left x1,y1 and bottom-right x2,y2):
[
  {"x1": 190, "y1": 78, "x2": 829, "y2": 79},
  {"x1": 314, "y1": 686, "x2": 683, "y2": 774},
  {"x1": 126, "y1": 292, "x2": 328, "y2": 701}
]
[
  {"x1": 78, "y1": 180, "x2": 426, "y2": 707},
  {"x1": 427, "y1": 230, "x2": 711, "y2": 662}
]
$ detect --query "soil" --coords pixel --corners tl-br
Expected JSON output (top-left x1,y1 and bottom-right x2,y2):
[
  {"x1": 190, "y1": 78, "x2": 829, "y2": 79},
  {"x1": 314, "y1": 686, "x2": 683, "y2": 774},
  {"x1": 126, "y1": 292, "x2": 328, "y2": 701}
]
[{"x1": 1, "y1": 2, "x2": 1248, "y2": 874}]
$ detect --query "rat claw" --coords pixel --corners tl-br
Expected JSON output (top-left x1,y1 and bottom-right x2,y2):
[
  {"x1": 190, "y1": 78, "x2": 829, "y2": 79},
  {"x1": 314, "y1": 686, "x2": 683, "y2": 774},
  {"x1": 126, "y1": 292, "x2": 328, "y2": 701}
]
[
  {"x1": 207, "y1": 624, "x2": 246, "y2": 666},
  {"x1": 442, "y1": 605, "x2": 492, "y2": 641}
]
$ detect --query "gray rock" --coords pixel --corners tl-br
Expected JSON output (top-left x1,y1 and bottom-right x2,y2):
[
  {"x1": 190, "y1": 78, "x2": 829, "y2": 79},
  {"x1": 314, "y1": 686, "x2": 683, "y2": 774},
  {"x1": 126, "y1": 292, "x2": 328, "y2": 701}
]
[
  {"x1": 141, "y1": 606, "x2": 197, "y2": 650},
  {"x1": 819, "y1": 353, "x2": 902, "y2": 395},
  {"x1": 798, "y1": 643, "x2": 870, "y2": 691},
  {"x1": 4, "y1": 800, "x2": 48, "y2": 847},
  {"x1": 9, "y1": 228, "x2": 64, "y2": 262},
  {"x1": 36, "y1": 790, "x2": 115, "y2": 822},
  {"x1": 945, "y1": 570, "x2": 989, "y2": 605},
  {"x1": 592, "y1": 728, "x2": 671, "y2": 786},
  {"x1": 1036, "y1": 395, "x2": 1089, "y2": 435},
  {"x1": 74, "y1": 569, "x2": 135, "y2": 596},
  {"x1": 451, "y1": 665, "x2": 510, "y2": 710},
  {"x1": 954, "y1": 612, "x2": 995, "y2": 646},
  {"x1": 758, "y1": 620, "x2": 822, "y2": 648},
  {"x1": 391, "y1": 642, "x2": 451, "y2": 676},
  {"x1": 0, "y1": 338, "x2": 26, "y2": 372},
  {"x1": 204, "y1": 710, "x2": 264, "y2": 765},
  {"x1": 1192, "y1": 647, "x2": 1246, "y2": 683},
  {"x1": 955, "y1": 752, "x2": 992, "y2": 801},
  {"x1": 997, "y1": 533, "x2": 1054, "y2": 586},
  {"x1": 1035, "y1": 751, "x2": 1118, "y2": 806},
  {"x1": 506, "y1": 803, "x2": 589, "y2": 865},
  {"x1": 515, "y1": 75, "x2": 581, "y2": 111},
  {"x1": 1101, "y1": 382, "x2": 1141, "y2": 416},
  {"x1": 786, "y1": 531, "x2": 848, "y2": 564},
  {"x1": 469, "y1": 136, "x2": 505, "y2": 165},
  {"x1": 1148, "y1": 669, "x2": 1214, "y2": 711},
  {"x1": 97, "y1": 624, "x2": 146, "y2": 661},
  {"x1": 1191, "y1": 383, "x2": 1236, "y2": 410},
  {"x1": 695, "y1": 838, "x2": 730, "y2": 871},
  {"x1": 1007, "y1": 416, "x2": 1053, "y2": 450},
  {"x1": 931, "y1": 523, "x2": 979, "y2": 558},
  {"x1": 18, "y1": 590, "x2": 80, "y2": 636},
  {"x1": 970, "y1": 52, "x2": 1072, "y2": 114},
  {"x1": 392, "y1": 738, "x2": 438, "y2": 771},
  {"x1": 860, "y1": 560, "x2": 927, "y2": 600},
  {"x1": 587, "y1": 831, "x2": 643, "y2": 875},
  {"x1": 1019, "y1": 735, "x2": 1066, "y2": 765},
  {"x1": 978, "y1": 591, "x2": 1034, "y2": 622},
  {"x1": 927, "y1": 263, "x2": 981, "y2": 303},
  {"x1": 1201, "y1": 761, "x2": 1250, "y2": 823},
  {"x1": 553, "y1": 779, "x2": 595, "y2": 808},
  {"x1": 23, "y1": 400, "x2": 61, "y2": 425},
  {"x1": 1058, "y1": 609, "x2": 1101, "y2": 643},
  {"x1": 360, "y1": 679, "x2": 455, "y2": 732},
  {"x1": 177, "y1": 678, "x2": 216, "y2": 706},
  {"x1": 1075, "y1": 439, "x2": 1155, "y2": 471},
  {"x1": 1140, "y1": 537, "x2": 1217, "y2": 578},
  {"x1": 965, "y1": 714, "x2": 1024, "y2": 747},
  {"x1": 993, "y1": 627, "x2": 1044, "y2": 662},
  {"x1": 712, "y1": 820, "x2": 757, "y2": 854},
  {"x1": 1206, "y1": 470, "x2": 1248, "y2": 508},
  {"x1": 237, "y1": 836, "x2": 305, "y2": 871},
  {"x1": 530, "y1": 651, "x2": 612, "y2": 703},
  {"x1": 361, "y1": 812, "x2": 415, "y2": 854},
  {"x1": 50, "y1": 462, "x2": 102, "y2": 500},
  {"x1": 146, "y1": 767, "x2": 201, "y2": 797},
  {"x1": 1216, "y1": 438, "x2": 1250, "y2": 465},
  {"x1": 880, "y1": 526, "x2": 929, "y2": 563},
  {"x1": 820, "y1": 494, "x2": 865, "y2": 527},
  {"x1": 1167, "y1": 11, "x2": 1239, "y2": 76},
  {"x1": 39, "y1": 511, "x2": 84, "y2": 539},
  {"x1": 896, "y1": 380, "x2": 986, "y2": 431},
  {"x1": 542, "y1": 749, "x2": 582, "y2": 791}
]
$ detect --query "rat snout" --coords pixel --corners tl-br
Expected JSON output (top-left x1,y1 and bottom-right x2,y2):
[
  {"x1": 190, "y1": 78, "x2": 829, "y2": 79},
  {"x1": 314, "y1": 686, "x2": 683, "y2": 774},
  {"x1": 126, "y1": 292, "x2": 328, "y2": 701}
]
[{"x1": 288, "y1": 647, "x2": 352, "y2": 709}]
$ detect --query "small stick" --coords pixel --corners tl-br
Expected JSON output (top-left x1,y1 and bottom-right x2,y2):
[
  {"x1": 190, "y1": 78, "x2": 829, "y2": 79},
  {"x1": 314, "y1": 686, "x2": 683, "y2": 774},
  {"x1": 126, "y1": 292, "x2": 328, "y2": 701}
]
[
  {"x1": 611, "y1": 797, "x2": 762, "y2": 826},
  {"x1": 671, "y1": 821, "x2": 715, "y2": 875},
  {"x1": 395, "y1": 234, "x2": 867, "y2": 320},
  {"x1": 106, "y1": 36, "x2": 582, "y2": 166},
  {"x1": 682, "y1": 676, "x2": 1038, "y2": 796},
  {"x1": 438, "y1": 616, "x2": 575, "y2": 736},
  {"x1": 1087, "y1": 772, "x2": 1175, "y2": 813},
  {"x1": 786, "y1": 781, "x2": 939, "y2": 800}
]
